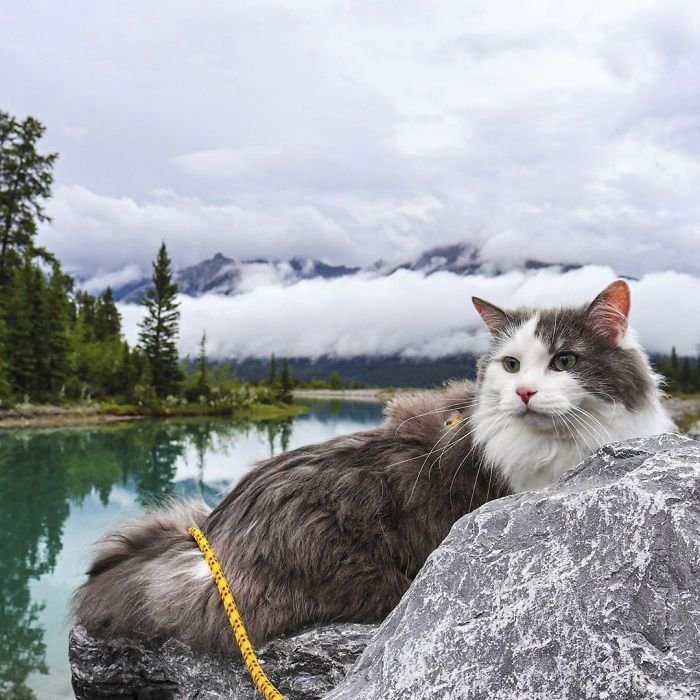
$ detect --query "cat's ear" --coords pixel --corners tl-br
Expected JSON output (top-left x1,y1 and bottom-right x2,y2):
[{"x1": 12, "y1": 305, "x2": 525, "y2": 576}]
[
  {"x1": 472, "y1": 297, "x2": 510, "y2": 336},
  {"x1": 586, "y1": 280, "x2": 630, "y2": 343}
]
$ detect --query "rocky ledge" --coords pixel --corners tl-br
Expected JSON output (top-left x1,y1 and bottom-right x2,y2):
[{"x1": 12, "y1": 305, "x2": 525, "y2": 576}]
[
  {"x1": 70, "y1": 434, "x2": 700, "y2": 700},
  {"x1": 69, "y1": 623, "x2": 377, "y2": 699}
]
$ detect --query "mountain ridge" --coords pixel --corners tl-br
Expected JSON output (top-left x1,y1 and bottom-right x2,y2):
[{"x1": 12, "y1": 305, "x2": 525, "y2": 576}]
[{"x1": 106, "y1": 243, "x2": 582, "y2": 302}]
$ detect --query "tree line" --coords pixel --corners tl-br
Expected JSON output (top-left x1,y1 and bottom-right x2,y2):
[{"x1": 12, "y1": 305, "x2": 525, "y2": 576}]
[
  {"x1": 0, "y1": 109, "x2": 298, "y2": 408},
  {"x1": 656, "y1": 349, "x2": 700, "y2": 395}
]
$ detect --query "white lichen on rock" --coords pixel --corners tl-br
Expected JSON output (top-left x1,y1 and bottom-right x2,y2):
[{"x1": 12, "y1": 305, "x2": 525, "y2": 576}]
[{"x1": 326, "y1": 434, "x2": 700, "y2": 700}]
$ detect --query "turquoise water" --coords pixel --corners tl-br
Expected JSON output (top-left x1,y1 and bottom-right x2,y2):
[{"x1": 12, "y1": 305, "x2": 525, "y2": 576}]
[{"x1": 0, "y1": 401, "x2": 384, "y2": 700}]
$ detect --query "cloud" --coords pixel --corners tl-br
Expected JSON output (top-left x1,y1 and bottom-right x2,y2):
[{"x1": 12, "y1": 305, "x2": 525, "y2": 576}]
[
  {"x1": 79, "y1": 265, "x2": 145, "y2": 294},
  {"x1": 0, "y1": 0, "x2": 693, "y2": 278},
  {"x1": 118, "y1": 266, "x2": 700, "y2": 361}
]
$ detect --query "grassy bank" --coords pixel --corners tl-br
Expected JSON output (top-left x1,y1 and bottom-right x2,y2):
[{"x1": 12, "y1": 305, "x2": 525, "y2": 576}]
[
  {"x1": 0, "y1": 400, "x2": 308, "y2": 429},
  {"x1": 98, "y1": 401, "x2": 308, "y2": 420}
]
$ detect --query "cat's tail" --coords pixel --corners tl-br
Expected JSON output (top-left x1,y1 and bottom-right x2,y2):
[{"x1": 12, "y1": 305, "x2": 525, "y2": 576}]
[{"x1": 71, "y1": 499, "x2": 227, "y2": 651}]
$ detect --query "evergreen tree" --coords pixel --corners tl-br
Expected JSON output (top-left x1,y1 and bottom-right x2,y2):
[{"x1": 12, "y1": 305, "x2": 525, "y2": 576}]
[
  {"x1": 195, "y1": 331, "x2": 211, "y2": 400},
  {"x1": 0, "y1": 112, "x2": 58, "y2": 284},
  {"x1": 680, "y1": 357, "x2": 692, "y2": 393},
  {"x1": 43, "y1": 262, "x2": 72, "y2": 394},
  {"x1": 329, "y1": 370, "x2": 343, "y2": 390},
  {"x1": 117, "y1": 342, "x2": 137, "y2": 398},
  {"x1": 0, "y1": 313, "x2": 9, "y2": 399},
  {"x1": 267, "y1": 353, "x2": 277, "y2": 386},
  {"x1": 279, "y1": 358, "x2": 293, "y2": 404},
  {"x1": 669, "y1": 346, "x2": 679, "y2": 392},
  {"x1": 138, "y1": 243, "x2": 183, "y2": 398},
  {"x1": 94, "y1": 287, "x2": 121, "y2": 341},
  {"x1": 5, "y1": 261, "x2": 36, "y2": 395}
]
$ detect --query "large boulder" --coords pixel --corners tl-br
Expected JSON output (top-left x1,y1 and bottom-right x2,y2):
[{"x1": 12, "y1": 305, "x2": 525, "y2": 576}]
[
  {"x1": 70, "y1": 434, "x2": 700, "y2": 700},
  {"x1": 69, "y1": 622, "x2": 377, "y2": 699},
  {"x1": 325, "y1": 434, "x2": 700, "y2": 700}
]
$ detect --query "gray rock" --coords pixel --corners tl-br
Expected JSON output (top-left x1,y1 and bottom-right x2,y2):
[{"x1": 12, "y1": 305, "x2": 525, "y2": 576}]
[
  {"x1": 70, "y1": 435, "x2": 700, "y2": 700},
  {"x1": 69, "y1": 622, "x2": 377, "y2": 699},
  {"x1": 326, "y1": 434, "x2": 700, "y2": 700}
]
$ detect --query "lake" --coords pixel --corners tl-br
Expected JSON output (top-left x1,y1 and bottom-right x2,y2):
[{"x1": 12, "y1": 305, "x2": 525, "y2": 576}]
[{"x1": 0, "y1": 400, "x2": 384, "y2": 700}]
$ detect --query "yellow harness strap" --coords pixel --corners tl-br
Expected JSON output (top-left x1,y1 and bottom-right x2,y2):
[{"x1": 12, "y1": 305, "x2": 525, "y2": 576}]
[{"x1": 188, "y1": 526, "x2": 286, "y2": 700}]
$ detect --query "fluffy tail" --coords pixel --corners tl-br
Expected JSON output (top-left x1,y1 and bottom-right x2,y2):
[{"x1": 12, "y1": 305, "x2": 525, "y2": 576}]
[{"x1": 71, "y1": 500, "x2": 230, "y2": 651}]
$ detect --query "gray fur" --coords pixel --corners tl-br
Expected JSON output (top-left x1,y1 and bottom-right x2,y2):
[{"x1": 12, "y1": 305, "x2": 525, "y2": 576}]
[{"x1": 72, "y1": 382, "x2": 508, "y2": 653}]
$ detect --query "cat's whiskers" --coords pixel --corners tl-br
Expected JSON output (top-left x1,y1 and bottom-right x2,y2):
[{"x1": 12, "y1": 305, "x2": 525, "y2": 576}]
[
  {"x1": 592, "y1": 389, "x2": 619, "y2": 420},
  {"x1": 407, "y1": 428, "x2": 459, "y2": 503},
  {"x1": 384, "y1": 398, "x2": 494, "y2": 477},
  {"x1": 448, "y1": 412, "x2": 504, "y2": 510},
  {"x1": 565, "y1": 410, "x2": 599, "y2": 455},
  {"x1": 465, "y1": 415, "x2": 512, "y2": 512},
  {"x1": 568, "y1": 405, "x2": 611, "y2": 446},
  {"x1": 570, "y1": 401, "x2": 613, "y2": 436},
  {"x1": 558, "y1": 412, "x2": 585, "y2": 464},
  {"x1": 392, "y1": 400, "x2": 480, "y2": 438}
]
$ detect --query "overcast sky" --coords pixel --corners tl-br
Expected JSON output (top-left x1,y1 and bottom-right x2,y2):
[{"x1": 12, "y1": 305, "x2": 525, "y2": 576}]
[
  {"x1": 2, "y1": 1, "x2": 699, "y2": 357},
  {"x1": 0, "y1": 0, "x2": 700, "y2": 356}
]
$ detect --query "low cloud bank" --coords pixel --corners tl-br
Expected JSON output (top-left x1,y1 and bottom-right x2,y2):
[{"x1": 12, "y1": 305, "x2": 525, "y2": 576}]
[{"x1": 118, "y1": 266, "x2": 700, "y2": 360}]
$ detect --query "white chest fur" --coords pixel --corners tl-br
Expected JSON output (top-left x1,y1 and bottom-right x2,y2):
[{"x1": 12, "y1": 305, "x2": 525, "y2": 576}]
[{"x1": 473, "y1": 398, "x2": 675, "y2": 494}]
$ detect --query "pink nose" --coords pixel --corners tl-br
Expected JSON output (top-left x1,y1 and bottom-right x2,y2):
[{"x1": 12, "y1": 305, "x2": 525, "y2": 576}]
[{"x1": 516, "y1": 387, "x2": 537, "y2": 405}]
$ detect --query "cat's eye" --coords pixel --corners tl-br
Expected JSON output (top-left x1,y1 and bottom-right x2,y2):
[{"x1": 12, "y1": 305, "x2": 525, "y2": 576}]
[
  {"x1": 502, "y1": 356, "x2": 520, "y2": 373},
  {"x1": 552, "y1": 352, "x2": 578, "y2": 371}
]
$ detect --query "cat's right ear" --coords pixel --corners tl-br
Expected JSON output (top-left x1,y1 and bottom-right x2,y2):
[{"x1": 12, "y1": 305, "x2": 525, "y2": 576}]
[{"x1": 472, "y1": 297, "x2": 510, "y2": 336}]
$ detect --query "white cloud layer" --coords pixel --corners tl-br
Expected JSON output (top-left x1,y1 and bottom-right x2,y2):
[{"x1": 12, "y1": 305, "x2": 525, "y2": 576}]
[
  {"x1": 1, "y1": 1, "x2": 699, "y2": 276},
  {"x1": 118, "y1": 267, "x2": 700, "y2": 360}
]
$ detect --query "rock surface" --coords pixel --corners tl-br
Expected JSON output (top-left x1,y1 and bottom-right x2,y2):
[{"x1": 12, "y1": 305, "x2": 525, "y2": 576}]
[
  {"x1": 70, "y1": 434, "x2": 700, "y2": 700},
  {"x1": 326, "y1": 434, "x2": 700, "y2": 700},
  {"x1": 69, "y1": 622, "x2": 377, "y2": 699}
]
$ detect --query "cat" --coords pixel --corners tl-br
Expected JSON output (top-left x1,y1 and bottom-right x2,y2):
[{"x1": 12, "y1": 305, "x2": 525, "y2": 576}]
[{"x1": 72, "y1": 280, "x2": 675, "y2": 655}]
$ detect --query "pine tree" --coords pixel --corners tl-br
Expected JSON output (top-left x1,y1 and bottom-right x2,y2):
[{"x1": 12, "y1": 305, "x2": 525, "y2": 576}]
[
  {"x1": 94, "y1": 287, "x2": 121, "y2": 341},
  {"x1": 0, "y1": 112, "x2": 58, "y2": 285},
  {"x1": 267, "y1": 353, "x2": 277, "y2": 386},
  {"x1": 5, "y1": 260, "x2": 36, "y2": 395},
  {"x1": 680, "y1": 357, "x2": 692, "y2": 393},
  {"x1": 74, "y1": 291, "x2": 97, "y2": 342},
  {"x1": 119, "y1": 342, "x2": 137, "y2": 395},
  {"x1": 0, "y1": 312, "x2": 10, "y2": 399},
  {"x1": 44, "y1": 262, "x2": 72, "y2": 394},
  {"x1": 138, "y1": 243, "x2": 183, "y2": 398},
  {"x1": 279, "y1": 358, "x2": 293, "y2": 404},
  {"x1": 329, "y1": 370, "x2": 343, "y2": 390},
  {"x1": 195, "y1": 331, "x2": 211, "y2": 400}
]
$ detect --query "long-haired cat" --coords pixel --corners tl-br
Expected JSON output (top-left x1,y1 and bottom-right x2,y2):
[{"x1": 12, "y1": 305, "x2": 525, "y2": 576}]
[{"x1": 72, "y1": 280, "x2": 674, "y2": 654}]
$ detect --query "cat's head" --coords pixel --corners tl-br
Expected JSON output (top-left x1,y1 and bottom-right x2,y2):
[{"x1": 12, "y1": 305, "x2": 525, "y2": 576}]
[{"x1": 471, "y1": 280, "x2": 657, "y2": 431}]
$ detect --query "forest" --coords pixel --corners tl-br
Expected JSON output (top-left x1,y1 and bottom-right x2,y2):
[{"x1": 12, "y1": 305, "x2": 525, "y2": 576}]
[{"x1": 0, "y1": 110, "x2": 301, "y2": 415}]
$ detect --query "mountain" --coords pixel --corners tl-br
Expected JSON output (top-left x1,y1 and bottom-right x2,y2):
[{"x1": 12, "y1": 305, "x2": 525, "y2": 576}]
[
  {"x1": 108, "y1": 244, "x2": 580, "y2": 302},
  {"x1": 112, "y1": 253, "x2": 361, "y2": 302}
]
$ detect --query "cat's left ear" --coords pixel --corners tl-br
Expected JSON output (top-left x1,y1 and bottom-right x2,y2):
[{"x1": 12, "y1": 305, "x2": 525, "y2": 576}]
[
  {"x1": 586, "y1": 280, "x2": 630, "y2": 343},
  {"x1": 472, "y1": 297, "x2": 511, "y2": 336}
]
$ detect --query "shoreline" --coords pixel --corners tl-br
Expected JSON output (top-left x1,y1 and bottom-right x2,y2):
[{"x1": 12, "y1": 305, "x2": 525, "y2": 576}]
[{"x1": 0, "y1": 402, "x2": 308, "y2": 430}]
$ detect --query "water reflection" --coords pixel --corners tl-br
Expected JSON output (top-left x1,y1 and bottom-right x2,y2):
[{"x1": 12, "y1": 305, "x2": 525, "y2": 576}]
[{"x1": 0, "y1": 402, "x2": 383, "y2": 700}]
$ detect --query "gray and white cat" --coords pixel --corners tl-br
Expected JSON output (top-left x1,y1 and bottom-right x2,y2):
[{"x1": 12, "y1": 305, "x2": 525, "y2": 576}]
[{"x1": 72, "y1": 280, "x2": 674, "y2": 654}]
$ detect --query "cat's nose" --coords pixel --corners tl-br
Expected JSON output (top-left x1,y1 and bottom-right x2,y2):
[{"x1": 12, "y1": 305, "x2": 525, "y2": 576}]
[{"x1": 516, "y1": 387, "x2": 537, "y2": 405}]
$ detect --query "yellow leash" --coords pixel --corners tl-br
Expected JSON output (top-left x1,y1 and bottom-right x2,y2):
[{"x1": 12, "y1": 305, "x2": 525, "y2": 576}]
[{"x1": 188, "y1": 526, "x2": 286, "y2": 700}]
